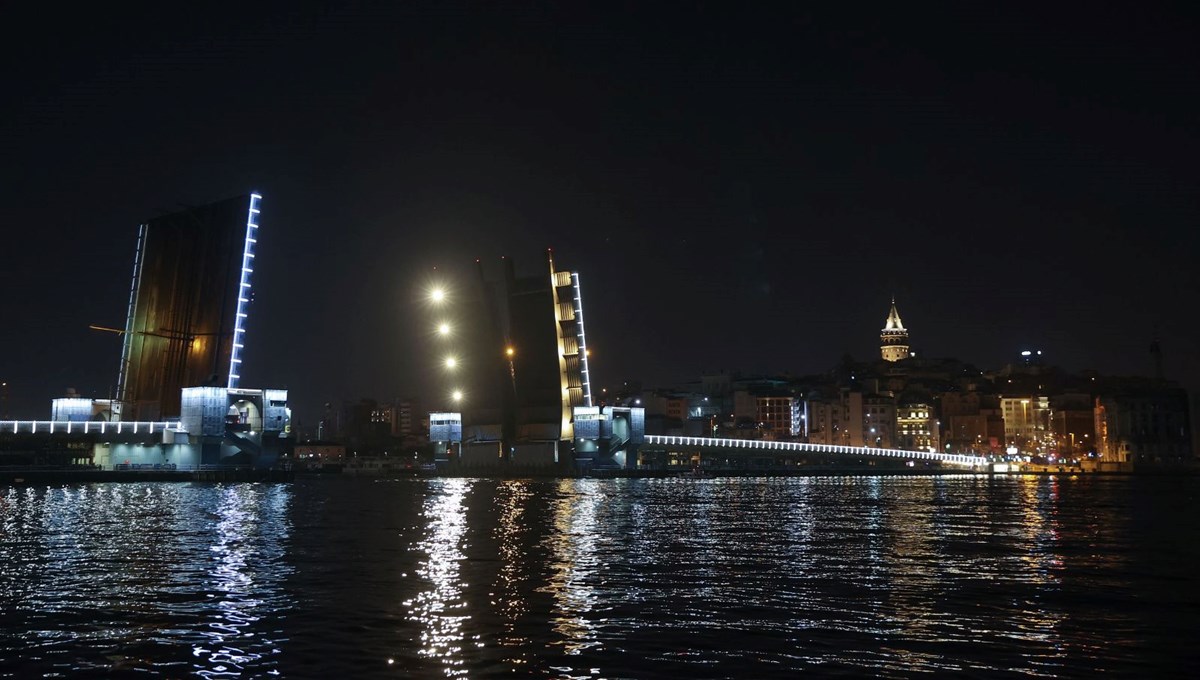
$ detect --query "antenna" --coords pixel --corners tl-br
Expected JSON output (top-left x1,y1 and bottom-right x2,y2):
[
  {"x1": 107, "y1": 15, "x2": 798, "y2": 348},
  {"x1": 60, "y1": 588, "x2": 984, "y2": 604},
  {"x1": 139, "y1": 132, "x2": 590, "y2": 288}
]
[{"x1": 1150, "y1": 323, "x2": 1164, "y2": 382}]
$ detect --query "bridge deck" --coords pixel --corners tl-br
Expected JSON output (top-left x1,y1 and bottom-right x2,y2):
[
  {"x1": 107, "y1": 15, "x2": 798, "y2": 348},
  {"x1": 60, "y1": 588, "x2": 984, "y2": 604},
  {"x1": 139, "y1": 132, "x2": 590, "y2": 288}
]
[{"x1": 643, "y1": 434, "x2": 986, "y2": 467}]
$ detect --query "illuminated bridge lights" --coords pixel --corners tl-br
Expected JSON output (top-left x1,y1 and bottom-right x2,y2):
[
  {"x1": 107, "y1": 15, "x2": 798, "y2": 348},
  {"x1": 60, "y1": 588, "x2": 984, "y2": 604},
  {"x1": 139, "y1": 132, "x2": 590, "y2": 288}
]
[
  {"x1": 0, "y1": 421, "x2": 183, "y2": 436},
  {"x1": 228, "y1": 193, "x2": 262, "y2": 389},
  {"x1": 571, "y1": 272, "x2": 593, "y2": 407},
  {"x1": 115, "y1": 223, "x2": 147, "y2": 406},
  {"x1": 642, "y1": 434, "x2": 987, "y2": 467}
]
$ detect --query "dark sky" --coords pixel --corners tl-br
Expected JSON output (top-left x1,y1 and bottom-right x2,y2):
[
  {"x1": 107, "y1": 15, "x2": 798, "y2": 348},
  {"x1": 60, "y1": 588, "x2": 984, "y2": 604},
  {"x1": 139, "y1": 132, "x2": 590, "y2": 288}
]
[{"x1": 2, "y1": 3, "x2": 1198, "y2": 420}]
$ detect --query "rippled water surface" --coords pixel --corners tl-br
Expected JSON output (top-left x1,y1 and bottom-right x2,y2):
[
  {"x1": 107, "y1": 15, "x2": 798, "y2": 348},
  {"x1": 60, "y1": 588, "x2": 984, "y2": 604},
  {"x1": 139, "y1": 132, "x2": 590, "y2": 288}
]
[{"x1": 2, "y1": 476, "x2": 1198, "y2": 677}]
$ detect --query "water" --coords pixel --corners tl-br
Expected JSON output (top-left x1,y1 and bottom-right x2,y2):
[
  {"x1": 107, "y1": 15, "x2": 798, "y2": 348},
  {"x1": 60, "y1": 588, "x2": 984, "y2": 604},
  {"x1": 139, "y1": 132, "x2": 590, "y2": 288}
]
[{"x1": 1, "y1": 475, "x2": 1198, "y2": 678}]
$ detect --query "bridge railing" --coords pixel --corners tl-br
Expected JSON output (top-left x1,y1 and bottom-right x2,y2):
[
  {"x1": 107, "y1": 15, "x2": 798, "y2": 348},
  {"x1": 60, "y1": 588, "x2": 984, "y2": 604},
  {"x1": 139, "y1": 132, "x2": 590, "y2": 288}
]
[
  {"x1": 643, "y1": 434, "x2": 987, "y2": 467},
  {"x1": 0, "y1": 463, "x2": 253, "y2": 473},
  {"x1": 0, "y1": 420, "x2": 183, "y2": 436},
  {"x1": 110, "y1": 463, "x2": 251, "y2": 472}
]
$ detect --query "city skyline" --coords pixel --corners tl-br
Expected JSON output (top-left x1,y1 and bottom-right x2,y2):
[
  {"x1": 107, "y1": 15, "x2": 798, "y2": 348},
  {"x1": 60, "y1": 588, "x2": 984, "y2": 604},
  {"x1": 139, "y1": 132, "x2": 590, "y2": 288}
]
[{"x1": 2, "y1": 4, "x2": 1198, "y2": 420}]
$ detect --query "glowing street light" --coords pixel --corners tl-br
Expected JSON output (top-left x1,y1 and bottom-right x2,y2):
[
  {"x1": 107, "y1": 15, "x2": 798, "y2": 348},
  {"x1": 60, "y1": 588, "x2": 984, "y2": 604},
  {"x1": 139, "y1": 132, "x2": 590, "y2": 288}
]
[
  {"x1": 505, "y1": 346, "x2": 515, "y2": 358},
  {"x1": 430, "y1": 287, "x2": 446, "y2": 304},
  {"x1": 452, "y1": 390, "x2": 463, "y2": 403},
  {"x1": 444, "y1": 357, "x2": 457, "y2": 369},
  {"x1": 437, "y1": 323, "x2": 450, "y2": 336}
]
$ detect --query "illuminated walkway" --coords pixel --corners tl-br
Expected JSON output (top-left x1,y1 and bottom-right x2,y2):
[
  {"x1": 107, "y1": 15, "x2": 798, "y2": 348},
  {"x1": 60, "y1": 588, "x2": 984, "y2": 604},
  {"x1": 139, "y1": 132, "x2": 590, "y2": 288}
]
[
  {"x1": 642, "y1": 434, "x2": 986, "y2": 467},
  {"x1": 0, "y1": 420, "x2": 184, "y2": 450}
]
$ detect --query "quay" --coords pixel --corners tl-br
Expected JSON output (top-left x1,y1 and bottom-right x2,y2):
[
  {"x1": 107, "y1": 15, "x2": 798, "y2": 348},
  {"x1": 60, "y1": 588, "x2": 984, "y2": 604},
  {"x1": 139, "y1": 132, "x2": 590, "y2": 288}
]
[{"x1": 0, "y1": 466, "x2": 294, "y2": 485}]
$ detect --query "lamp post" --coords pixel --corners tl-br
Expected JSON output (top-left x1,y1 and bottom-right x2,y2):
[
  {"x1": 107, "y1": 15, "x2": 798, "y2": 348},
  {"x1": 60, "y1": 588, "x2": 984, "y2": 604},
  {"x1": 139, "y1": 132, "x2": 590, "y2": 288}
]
[
  {"x1": 1020, "y1": 399, "x2": 1030, "y2": 452},
  {"x1": 504, "y1": 346, "x2": 517, "y2": 394}
]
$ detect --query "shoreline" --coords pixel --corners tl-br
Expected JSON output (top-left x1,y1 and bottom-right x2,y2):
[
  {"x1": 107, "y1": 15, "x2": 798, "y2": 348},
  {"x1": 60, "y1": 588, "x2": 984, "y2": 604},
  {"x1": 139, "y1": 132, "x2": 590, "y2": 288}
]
[
  {"x1": 3, "y1": 467, "x2": 1197, "y2": 484},
  {"x1": 0, "y1": 468, "x2": 294, "y2": 485}
]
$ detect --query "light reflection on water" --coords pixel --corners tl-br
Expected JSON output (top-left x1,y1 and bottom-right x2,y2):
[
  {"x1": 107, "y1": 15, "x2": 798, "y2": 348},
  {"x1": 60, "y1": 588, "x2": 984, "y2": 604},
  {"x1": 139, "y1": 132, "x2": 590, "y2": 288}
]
[
  {"x1": 193, "y1": 485, "x2": 294, "y2": 678},
  {"x1": 0, "y1": 476, "x2": 1194, "y2": 677},
  {"x1": 0, "y1": 482, "x2": 292, "y2": 677},
  {"x1": 403, "y1": 478, "x2": 472, "y2": 676},
  {"x1": 540, "y1": 480, "x2": 601, "y2": 659},
  {"x1": 492, "y1": 479, "x2": 534, "y2": 664}
]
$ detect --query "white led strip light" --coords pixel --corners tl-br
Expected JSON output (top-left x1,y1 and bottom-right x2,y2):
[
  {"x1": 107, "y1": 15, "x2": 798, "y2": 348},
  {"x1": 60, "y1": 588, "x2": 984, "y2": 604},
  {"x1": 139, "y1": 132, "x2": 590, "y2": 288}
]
[
  {"x1": 643, "y1": 434, "x2": 987, "y2": 467},
  {"x1": 228, "y1": 193, "x2": 261, "y2": 389},
  {"x1": 116, "y1": 223, "x2": 147, "y2": 405},
  {"x1": 571, "y1": 272, "x2": 593, "y2": 407}
]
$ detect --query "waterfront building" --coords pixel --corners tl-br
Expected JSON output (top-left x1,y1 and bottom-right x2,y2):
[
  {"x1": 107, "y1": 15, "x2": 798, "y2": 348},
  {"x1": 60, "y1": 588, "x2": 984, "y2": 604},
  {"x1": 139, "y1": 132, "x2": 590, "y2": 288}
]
[
  {"x1": 941, "y1": 391, "x2": 983, "y2": 418},
  {"x1": 1050, "y1": 393, "x2": 1096, "y2": 459},
  {"x1": 807, "y1": 391, "x2": 858, "y2": 446},
  {"x1": 370, "y1": 404, "x2": 394, "y2": 431},
  {"x1": 51, "y1": 389, "x2": 115, "y2": 422},
  {"x1": 1094, "y1": 387, "x2": 1193, "y2": 463},
  {"x1": 643, "y1": 391, "x2": 690, "y2": 431},
  {"x1": 939, "y1": 391, "x2": 1004, "y2": 454},
  {"x1": 756, "y1": 395, "x2": 801, "y2": 440},
  {"x1": 863, "y1": 394, "x2": 897, "y2": 448},
  {"x1": 896, "y1": 402, "x2": 938, "y2": 452},
  {"x1": 394, "y1": 398, "x2": 423, "y2": 438},
  {"x1": 1000, "y1": 396, "x2": 1051, "y2": 453},
  {"x1": 880, "y1": 299, "x2": 909, "y2": 362},
  {"x1": 945, "y1": 412, "x2": 1005, "y2": 455}
]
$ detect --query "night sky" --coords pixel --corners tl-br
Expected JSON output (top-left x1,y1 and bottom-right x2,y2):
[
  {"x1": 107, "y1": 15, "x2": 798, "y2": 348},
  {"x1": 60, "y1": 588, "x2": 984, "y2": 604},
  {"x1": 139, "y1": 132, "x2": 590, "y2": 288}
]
[{"x1": 2, "y1": 3, "x2": 1198, "y2": 421}]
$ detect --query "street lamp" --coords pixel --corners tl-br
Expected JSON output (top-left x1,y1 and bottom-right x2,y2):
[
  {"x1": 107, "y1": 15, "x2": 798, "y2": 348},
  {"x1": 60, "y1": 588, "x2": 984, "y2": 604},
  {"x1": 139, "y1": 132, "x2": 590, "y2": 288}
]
[
  {"x1": 444, "y1": 357, "x2": 457, "y2": 369},
  {"x1": 437, "y1": 322, "x2": 450, "y2": 336},
  {"x1": 451, "y1": 390, "x2": 463, "y2": 403},
  {"x1": 430, "y1": 287, "x2": 446, "y2": 304}
]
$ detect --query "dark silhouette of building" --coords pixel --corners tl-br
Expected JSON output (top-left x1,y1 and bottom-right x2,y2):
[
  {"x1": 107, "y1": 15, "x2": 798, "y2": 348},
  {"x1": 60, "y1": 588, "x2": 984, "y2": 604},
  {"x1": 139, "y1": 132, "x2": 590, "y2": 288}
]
[{"x1": 1095, "y1": 385, "x2": 1193, "y2": 464}]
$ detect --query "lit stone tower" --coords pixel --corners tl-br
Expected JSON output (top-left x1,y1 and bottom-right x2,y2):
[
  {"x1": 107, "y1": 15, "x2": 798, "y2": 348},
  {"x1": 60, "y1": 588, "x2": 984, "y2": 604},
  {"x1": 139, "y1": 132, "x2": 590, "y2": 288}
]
[{"x1": 880, "y1": 298, "x2": 909, "y2": 362}]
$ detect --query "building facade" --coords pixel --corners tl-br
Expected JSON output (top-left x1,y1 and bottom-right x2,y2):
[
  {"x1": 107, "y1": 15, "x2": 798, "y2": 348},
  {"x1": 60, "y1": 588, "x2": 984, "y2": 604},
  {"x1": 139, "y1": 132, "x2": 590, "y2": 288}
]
[
  {"x1": 1095, "y1": 387, "x2": 1193, "y2": 463},
  {"x1": 756, "y1": 395, "x2": 800, "y2": 439},
  {"x1": 897, "y1": 402, "x2": 938, "y2": 452},
  {"x1": 1001, "y1": 396, "x2": 1051, "y2": 453}
]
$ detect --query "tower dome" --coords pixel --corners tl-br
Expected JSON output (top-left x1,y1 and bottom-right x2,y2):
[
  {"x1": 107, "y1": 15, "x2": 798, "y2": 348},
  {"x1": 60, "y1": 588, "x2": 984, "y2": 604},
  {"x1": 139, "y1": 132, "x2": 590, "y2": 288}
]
[{"x1": 880, "y1": 298, "x2": 909, "y2": 362}]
